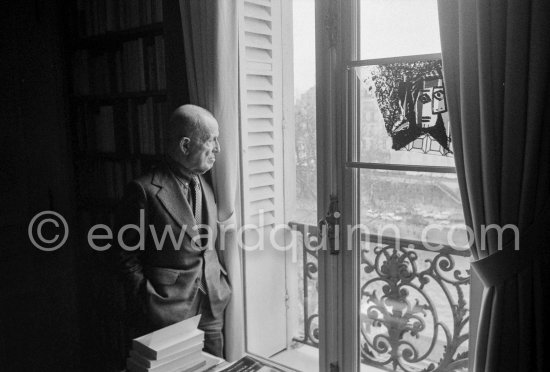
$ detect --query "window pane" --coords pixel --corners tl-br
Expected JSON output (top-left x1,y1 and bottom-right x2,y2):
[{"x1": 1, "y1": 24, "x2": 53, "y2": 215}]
[
  {"x1": 356, "y1": 62, "x2": 455, "y2": 167},
  {"x1": 270, "y1": 0, "x2": 320, "y2": 370},
  {"x1": 358, "y1": 169, "x2": 470, "y2": 372},
  {"x1": 359, "y1": 169, "x2": 467, "y2": 246},
  {"x1": 291, "y1": 0, "x2": 318, "y2": 226},
  {"x1": 360, "y1": 0, "x2": 442, "y2": 60}
]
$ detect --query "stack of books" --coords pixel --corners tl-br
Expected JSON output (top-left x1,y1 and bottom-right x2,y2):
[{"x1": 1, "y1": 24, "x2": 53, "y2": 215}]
[{"x1": 126, "y1": 315, "x2": 210, "y2": 372}]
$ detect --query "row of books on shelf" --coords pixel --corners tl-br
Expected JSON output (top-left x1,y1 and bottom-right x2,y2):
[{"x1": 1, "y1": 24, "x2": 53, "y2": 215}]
[
  {"x1": 76, "y1": 0, "x2": 163, "y2": 37},
  {"x1": 74, "y1": 98, "x2": 167, "y2": 155},
  {"x1": 73, "y1": 36, "x2": 166, "y2": 95},
  {"x1": 136, "y1": 97, "x2": 166, "y2": 155},
  {"x1": 78, "y1": 158, "x2": 145, "y2": 201}
]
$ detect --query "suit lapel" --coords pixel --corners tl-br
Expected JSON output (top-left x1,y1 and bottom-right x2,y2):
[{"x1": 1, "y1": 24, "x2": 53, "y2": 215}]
[{"x1": 153, "y1": 164, "x2": 198, "y2": 239}]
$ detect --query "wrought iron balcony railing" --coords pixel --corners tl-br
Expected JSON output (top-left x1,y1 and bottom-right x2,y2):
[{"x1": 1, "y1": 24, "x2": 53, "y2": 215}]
[{"x1": 289, "y1": 221, "x2": 470, "y2": 372}]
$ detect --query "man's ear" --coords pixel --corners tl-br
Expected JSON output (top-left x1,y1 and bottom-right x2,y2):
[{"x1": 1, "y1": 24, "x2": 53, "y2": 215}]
[{"x1": 179, "y1": 137, "x2": 191, "y2": 155}]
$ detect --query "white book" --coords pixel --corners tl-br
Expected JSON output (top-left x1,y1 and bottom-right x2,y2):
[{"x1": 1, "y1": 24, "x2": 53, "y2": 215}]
[
  {"x1": 127, "y1": 354, "x2": 205, "y2": 372},
  {"x1": 133, "y1": 330, "x2": 204, "y2": 361},
  {"x1": 132, "y1": 315, "x2": 204, "y2": 360},
  {"x1": 130, "y1": 342, "x2": 203, "y2": 368}
]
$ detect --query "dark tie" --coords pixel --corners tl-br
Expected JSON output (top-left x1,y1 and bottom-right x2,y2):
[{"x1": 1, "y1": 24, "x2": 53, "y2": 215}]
[
  {"x1": 191, "y1": 176, "x2": 202, "y2": 226},
  {"x1": 191, "y1": 176, "x2": 207, "y2": 294}
]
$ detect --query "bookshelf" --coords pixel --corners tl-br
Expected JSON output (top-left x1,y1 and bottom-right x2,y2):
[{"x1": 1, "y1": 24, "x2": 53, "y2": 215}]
[
  {"x1": 69, "y1": 0, "x2": 168, "y2": 216},
  {"x1": 65, "y1": 0, "x2": 181, "y2": 369}
]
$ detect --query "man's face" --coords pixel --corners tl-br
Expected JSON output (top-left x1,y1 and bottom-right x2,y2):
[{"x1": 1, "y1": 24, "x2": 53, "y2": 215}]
[{"x1": 185, "y1": 117, "x2": 220, "y2": 174}]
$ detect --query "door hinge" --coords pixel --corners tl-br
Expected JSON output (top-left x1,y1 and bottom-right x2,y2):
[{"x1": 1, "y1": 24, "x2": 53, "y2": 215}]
[{"x1": 319, "y1": 194, "x2": 341, "y2": 255}]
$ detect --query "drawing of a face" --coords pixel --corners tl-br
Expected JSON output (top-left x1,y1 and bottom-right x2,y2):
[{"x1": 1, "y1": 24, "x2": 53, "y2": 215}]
[
  {"x1": 414, "y1": 78, "x2": 447, "y2": 128},
  {"x1": 371, "y1": 60, "x2": 452, "y2": 153}
]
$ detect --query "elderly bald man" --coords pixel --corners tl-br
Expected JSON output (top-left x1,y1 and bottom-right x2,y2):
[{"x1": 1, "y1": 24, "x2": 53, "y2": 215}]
[{"x1": 114, "y1": 104, "x2": 231, "y2": 358}]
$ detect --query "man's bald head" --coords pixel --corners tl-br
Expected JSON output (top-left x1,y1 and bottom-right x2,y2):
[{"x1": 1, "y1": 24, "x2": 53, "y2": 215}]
[
  {"x1": 166, "y1": 104, "x2": 220, "y2": 174},
  {"x1": 167, "y1": 104, "x2": 216, "y2": 146}
]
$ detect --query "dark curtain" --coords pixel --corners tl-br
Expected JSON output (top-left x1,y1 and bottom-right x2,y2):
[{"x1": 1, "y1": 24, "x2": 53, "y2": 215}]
[{"x1": 438, "y1": 0, "x2": 550, "y2": 370}]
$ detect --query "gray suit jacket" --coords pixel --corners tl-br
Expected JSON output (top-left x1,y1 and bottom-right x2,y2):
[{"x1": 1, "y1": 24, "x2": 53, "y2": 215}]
[{"x1": 114, "y1": 161, "x2": 231, "y2": 332}]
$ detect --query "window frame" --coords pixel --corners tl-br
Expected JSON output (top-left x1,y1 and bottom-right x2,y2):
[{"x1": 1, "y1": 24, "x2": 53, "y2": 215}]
[
  {"x1": 237, "y1": 0, "x2": 467, "y2": 371},
  {"x1": 335, "y1": 1, "x2": 466, "y2": 371}
]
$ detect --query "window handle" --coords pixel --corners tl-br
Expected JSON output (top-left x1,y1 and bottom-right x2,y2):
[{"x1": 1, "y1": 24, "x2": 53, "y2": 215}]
[{"x1": 319, "y1": 194, "x2": 341, "y2": 255}]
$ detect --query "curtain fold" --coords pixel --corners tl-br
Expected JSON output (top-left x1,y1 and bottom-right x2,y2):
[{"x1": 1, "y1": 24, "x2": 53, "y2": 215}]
[
  {"x1": 438, "y1": 0, "x2": 550, "y2": 370},
  {"x1": 179, "y1": 0, "x2": 244, "y2": 361}
]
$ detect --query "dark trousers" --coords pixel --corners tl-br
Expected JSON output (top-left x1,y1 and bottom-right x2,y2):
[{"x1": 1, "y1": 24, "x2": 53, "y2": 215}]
[{"x1": 190, "y1": 290, "x2": 224, "y2": 358}]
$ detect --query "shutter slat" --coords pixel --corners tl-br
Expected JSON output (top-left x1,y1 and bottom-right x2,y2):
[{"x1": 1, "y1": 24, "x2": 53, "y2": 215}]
[
  {"x1": 244, "y1": 32, "x2": 272, "y2": 50},
  {"x1": 246, "y1": 61, "x2": 272, "y2": 72},
  {"x1": 248, "y1": 160, "x2": 274, "y2": 175},
  {"x1": 247, "y1": 118, "x2": 273, "y2": 132},
  {"x1": 247, "y1": 104, "x2": 274, "y2": 118},
  {"x1": 246, "y1": 75, "x2": 273, "y2": 91},
  {"x1": 248, "y1": 212, "x2": 275, "y2": 227},
  {"x1": 248, "y1": 132, "x2": 274, "y2": 147},
  {"x1": 249, "y1": 185, "x2": 275, "y2": 201},
  {"x1": 245, "y1": 47, "x2": 272, "y2": 62},
  {"x1": 250, "y1": 199, "x2": 275, "y2": 214},
  {"x1": 244, "y1": 2, "x2": 271, "y2": 22},
  {"x1": 247, "y1": 146, "x2": 274, "y2": 160},
  {"x1": 244, "y1": 17, "x2": 272, "y2": 35},
  {"x1": 245, "y1": 0, "x2": 272, "y2": 7},
  {"x1": 247, "y1": 90, "x2": 273, "y2": 104},
  {"x1": 249, "y1": 172, "x2": 274, "y2": 188}
]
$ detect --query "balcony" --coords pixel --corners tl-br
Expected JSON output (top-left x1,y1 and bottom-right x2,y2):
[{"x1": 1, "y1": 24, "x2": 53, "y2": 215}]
[{"x1": 289, "y1": 222, "x2": 470, "y2": 372}]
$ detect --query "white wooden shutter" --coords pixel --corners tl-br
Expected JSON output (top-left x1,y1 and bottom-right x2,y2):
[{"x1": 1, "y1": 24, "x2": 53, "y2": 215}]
[
  {"x1": 239, "y1": 0, "x2": 285, "y2": 229},
  {"x1": 238, "y1": 0, "x2": 288, "y2": 358}
]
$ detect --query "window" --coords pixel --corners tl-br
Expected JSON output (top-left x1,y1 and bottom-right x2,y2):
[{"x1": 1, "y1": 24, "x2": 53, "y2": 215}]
[
  {"x1": 237, "y1": 1, "x2": 470, "y2": 371},
  {"x1": 342, "y1": 0, "x2": 471, "y2": 371}
]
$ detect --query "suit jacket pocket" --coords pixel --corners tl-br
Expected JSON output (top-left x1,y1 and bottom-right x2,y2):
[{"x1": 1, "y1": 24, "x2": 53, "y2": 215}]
[
  {"x1": 147, "y1": 267, "x2": 180, "y2": 285},
  {"x1": 144, "y1": 268, "x2": 198, "y2": 328},
  {"x1": 145, "y1": 267, "x2": 196, "y2": 301}
]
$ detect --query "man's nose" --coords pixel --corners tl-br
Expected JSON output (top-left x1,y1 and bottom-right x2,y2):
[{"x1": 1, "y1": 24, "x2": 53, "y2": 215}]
[{"x1": 214, "y1": 139, "x2": 221, "y2": 153}]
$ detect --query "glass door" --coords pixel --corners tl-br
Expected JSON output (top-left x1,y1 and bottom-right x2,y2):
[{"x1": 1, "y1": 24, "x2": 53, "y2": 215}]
[{"x1": 333, "y1": 1, "x2": 472, "y2": 371}]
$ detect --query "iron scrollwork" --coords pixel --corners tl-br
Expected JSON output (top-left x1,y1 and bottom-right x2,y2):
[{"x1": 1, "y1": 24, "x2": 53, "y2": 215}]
[
  {"x1": 291, "y1": 222, "x2": 470, "y2": 372},
  {"x1": 291, "y1": 222, "x2": 321, "y2": 347},
  {"x1": 360, "y1": 240, "x2": 469, "y2": 371}
]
